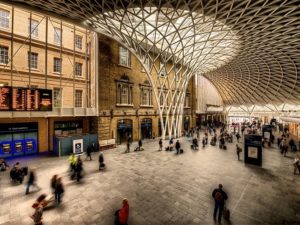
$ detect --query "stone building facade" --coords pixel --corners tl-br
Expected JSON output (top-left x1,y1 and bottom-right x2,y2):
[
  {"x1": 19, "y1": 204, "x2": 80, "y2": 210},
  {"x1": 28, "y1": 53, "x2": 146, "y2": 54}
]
[
  {"x1": 95, "y1": 34, "x2": 196, "y2": 144},
  {"x1": 0, "y1": 3, "x2": 97, "y2": 153}
]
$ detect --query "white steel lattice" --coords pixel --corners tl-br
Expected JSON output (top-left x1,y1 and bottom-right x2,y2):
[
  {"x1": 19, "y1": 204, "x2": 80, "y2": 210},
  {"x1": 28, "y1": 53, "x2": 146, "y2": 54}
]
[{"x1": 6, "y1": 0, "x2": 300, "y2": 137}]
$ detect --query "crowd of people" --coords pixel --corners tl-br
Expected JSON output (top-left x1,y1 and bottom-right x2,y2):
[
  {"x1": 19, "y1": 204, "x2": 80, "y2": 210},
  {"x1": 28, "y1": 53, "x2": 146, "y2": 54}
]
[{"x1": 2, "y1": 121, "x2": 300, "y2": 225}]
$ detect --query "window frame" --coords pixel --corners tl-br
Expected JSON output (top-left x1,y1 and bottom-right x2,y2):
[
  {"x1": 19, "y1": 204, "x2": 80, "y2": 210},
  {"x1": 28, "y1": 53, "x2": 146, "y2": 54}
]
[
  {"x1": 53, "y1": 57, "x2": 62, "y2": 73},
  {"x1": 28, "y1": 52, "x2": 38, "y2": 69},
  {"x1": 75, "y1": 62, "x2": 83, "y2": 77},
  {"x1": 0, "y1": 45, "x2": 9, "y2": 64},
  {"x1": 28, "y1": 18, "x2": 39, "y2": 38},
  {"x1": 54, "y1": 27, "x2": 62, "y2": 44},
  {"x1": 159, "y1": 60, "x2": 167, "y2": 77},
  {"x1": 75, "y1": 35, "x2": 82, "y2": 50},
  {"x1": 53, "y1": 88, "x2": 62, "y2": 108},
  {"x1": 0, "y1": 9, "x2": 9, "y2": 29},
  {"x1": 75, "y1": 89, "x2": 83, "y2": 108},
  {"x1": 116, "y1": 78, "x2": 133, "y2": 106},
  {"x1": 119, "y1": 46, "x2": 131, "y2": 67}
]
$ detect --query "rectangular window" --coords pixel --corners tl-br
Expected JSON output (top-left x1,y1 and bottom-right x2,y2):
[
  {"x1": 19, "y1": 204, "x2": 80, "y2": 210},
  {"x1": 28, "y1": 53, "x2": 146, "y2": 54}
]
[
  {"x1": 142, "y1": 57, "x2": 151, "y2": 72},
  {"x1": 160, "y1": 61, "x2": 167, "y2": 77},
  {"x1": 75, "y1": 62, "x2": 82, "y2": 76},
  {"x1": 0, "y1": 46, "x2": 9, "y2": 64},
  {"x1": 121, "y1": 86, "x2": 129, "y2": 104},
  {"x1": 142, "y1": 90, "x2": 149, "y2": 105},
  {"x1": 28, "y1": 19, "x2": 39, "y2": 37},
  {"x1": 185, "y1": 94, "x2": 190, "y2": 107},
  {"x1": 75, "y1": 90, "x2": 83, "y2": 108},
  {"x1": 28, "y1": 52, "x2": 38, "y2": 69},
  {"x1": 0, "y1": 9, "x2": 9, "y2": 29},
  {"x1": 75, "y1": 35, "x2": 82, "y2": 49},
  {"x1": 53, "y1": 88, "x2": 62, "y2": 108},
  {"x1": 54, "y1": 27, "x2": 61, "y2": 44},
  {"x1": 119, "y1": 46, "x2": 131, "y2": 67},
  {"x1": 53, "y1": 57, "x2": 62, "y2": 73}
]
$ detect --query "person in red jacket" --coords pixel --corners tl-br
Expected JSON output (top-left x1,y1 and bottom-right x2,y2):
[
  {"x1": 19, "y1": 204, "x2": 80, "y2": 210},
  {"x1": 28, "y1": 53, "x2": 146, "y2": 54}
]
[{"x1": 115, "y1": 198, "x2": 129, "y2": 225}]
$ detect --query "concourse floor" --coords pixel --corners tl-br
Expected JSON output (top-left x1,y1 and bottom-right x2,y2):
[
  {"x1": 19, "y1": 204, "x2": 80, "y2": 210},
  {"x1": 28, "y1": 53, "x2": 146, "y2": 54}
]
[{"x1": 1, "y1": 135, "x2": 300, "y2": 225}]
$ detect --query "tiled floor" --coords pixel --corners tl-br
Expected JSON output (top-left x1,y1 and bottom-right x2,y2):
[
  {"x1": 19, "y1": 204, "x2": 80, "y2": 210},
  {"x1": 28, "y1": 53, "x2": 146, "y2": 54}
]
[{"x1": 1, "y1": 134, "x2": 300, "y2": 225}]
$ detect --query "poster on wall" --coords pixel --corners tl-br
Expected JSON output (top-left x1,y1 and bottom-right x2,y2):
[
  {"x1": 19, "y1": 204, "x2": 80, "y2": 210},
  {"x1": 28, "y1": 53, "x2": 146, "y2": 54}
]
[
  {"x1": 73, "y1": 139, "x2": 83, "y2": 154},
  {"x1": 264, "y1": 132, "x2": 270, "y2": 139},
  {"x1": 248, "y1": 147, "x2": 258, "y2": 159}
]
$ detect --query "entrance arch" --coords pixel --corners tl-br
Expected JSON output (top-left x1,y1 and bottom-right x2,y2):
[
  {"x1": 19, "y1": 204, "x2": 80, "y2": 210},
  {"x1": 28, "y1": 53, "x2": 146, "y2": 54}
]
[
  {"x1": 140, "y1": 118, "x2": 152, "y2": 140},
  {"x1": 117, "y1": 119, "x2": 132, "y2": 145}
]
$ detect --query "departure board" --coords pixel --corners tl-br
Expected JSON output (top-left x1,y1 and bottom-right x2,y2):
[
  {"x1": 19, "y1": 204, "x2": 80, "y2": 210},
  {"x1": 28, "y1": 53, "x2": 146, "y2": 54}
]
[
  {"x1": 0, "y1": 86, "x2": 12, "y2": 110},
  {"x1": 0, "y1": 86, "x2": 52, "y2": 111},
  {"x1": 12, "y1": 88, "x2": 26, "y2": 111},
  {"x1": 26, "y1": 89, "x2": 39, "y2": 111},
  {"x1": 39, "y1": 89, "x2": 52, "y2": 111}
]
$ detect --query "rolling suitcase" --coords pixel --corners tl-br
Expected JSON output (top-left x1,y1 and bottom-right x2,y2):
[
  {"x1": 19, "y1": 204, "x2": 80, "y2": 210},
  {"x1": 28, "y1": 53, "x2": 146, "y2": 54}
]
[
  {"x1": 180, "y1": 149, "x2": 184, "y2": 154},
  {"x1": 223, "y1": 206, "x2": 230, "y2": 220}
]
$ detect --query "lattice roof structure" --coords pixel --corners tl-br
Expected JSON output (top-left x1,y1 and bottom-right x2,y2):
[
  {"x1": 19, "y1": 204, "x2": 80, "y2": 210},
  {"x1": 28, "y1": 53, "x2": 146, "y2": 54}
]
[
  {"x1": 7, "y1": 0, "x2": 300, "y2": 106},
  {"x1": 4, "y1": 0, "x2": 300, "y2": 137}
]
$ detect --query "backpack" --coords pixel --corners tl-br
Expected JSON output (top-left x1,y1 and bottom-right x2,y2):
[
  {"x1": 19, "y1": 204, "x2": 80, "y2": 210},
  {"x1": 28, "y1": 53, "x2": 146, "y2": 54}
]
[{"x1": 215, "y1": 191, "x2": 223, "y2": 202}]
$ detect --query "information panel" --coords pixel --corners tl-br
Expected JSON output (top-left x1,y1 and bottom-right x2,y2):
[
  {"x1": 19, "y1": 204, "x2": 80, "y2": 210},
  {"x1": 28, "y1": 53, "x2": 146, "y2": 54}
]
[
  {"x1": 0, "y1": 86, "x2": 12, "y2": 110},
  {"x1": 0, "y1": 86, "x2": 52, "y2": 111},
  {"x1": 12, "y1": 88, "x2": 26, "y2": 111},
  {"x1": 26, "y1": 89, "x2": 39, "y2": 111}
]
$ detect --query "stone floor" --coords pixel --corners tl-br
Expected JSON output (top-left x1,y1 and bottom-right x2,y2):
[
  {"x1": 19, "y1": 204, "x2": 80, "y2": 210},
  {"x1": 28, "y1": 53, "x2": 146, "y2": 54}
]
[{"x1": 1, "y1": 134, "x2": 300, "y2": 225}]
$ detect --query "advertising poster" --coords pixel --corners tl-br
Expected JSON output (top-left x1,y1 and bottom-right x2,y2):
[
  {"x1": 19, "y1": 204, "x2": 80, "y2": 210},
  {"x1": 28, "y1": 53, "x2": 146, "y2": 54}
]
[
  {"x1": 248, "y1": 147, "x2": 258, "y2": 159},
  {"x1": 264, "y1": 132, "x2": 270, "y2": 139},
  {"x1": 73, "y1": 139, "x2": 83, "y2": 154}
]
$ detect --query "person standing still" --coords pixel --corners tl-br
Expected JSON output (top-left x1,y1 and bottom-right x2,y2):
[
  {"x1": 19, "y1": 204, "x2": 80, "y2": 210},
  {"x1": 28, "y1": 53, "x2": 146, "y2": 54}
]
[
  {"x1": 175, "y1": 140, "x2": 181, "y2": 154},
  {"x1": 138, "y1": 139, "x2": 142, "y2": 151},
  {"x1": 236, "y1": 144, "x2": 242, "y2": 161},
  {"x1": 125, "y1": 137, "x2": 131, "y2": 153},
  {"x1": 86, "y1": 145, "x2": 92, "y2": 161},
  {"x1": 212, "y1": 184, "x2": 228, "y2": 222},
  {"x1": 159, "y1": 139, "x2": 163, "y2": 151}
]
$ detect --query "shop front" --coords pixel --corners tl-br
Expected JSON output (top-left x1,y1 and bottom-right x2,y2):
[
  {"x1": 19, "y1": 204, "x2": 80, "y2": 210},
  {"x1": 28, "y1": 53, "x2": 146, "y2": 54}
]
[
  {"x1": 141, "y1": 118, "x2": 152, "y2": 140},
  {"x1": 0, "y1": 122, "x2": 38, "y2": 158}
]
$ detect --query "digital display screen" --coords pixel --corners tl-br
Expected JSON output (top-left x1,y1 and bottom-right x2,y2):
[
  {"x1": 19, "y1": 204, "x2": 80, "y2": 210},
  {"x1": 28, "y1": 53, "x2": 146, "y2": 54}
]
[
  {"x1": 0, "y1": 87, "x2": 52, "y2": 111},
  {"x1": 26, "y1": 89, "x2": 39, "y2": 111},
  {"x1": 12, "y1": 88, "x2": 26, "y2": 111},
  {"x1": 0, "y1": 86, "x2": 12, "y2": 110},
  {"x1": 39, "y1": 89, "x2": 52, "y2": 111}
]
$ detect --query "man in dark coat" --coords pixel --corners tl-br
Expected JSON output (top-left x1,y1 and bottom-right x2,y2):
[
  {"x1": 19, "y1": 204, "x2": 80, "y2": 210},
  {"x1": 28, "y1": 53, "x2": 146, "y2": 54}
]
[
  {"x1": 175, "y1": 140, "x2": 180, "y2": 154},
  {"x1": 212, "y1": 184, "x2": 228, "y2": 222}
]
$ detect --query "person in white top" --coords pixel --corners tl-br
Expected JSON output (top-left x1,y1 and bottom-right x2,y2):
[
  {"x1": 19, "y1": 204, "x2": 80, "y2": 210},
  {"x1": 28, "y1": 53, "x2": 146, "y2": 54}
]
[{"x1": 294, "y1": 155, "x2": 300, "y2": 174}]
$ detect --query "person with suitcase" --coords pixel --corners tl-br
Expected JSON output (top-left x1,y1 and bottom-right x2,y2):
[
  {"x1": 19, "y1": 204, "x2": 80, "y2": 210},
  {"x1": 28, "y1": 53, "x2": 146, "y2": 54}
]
[{"x1": 212, "y1": 184, "x2": 228, "y2": 222}]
